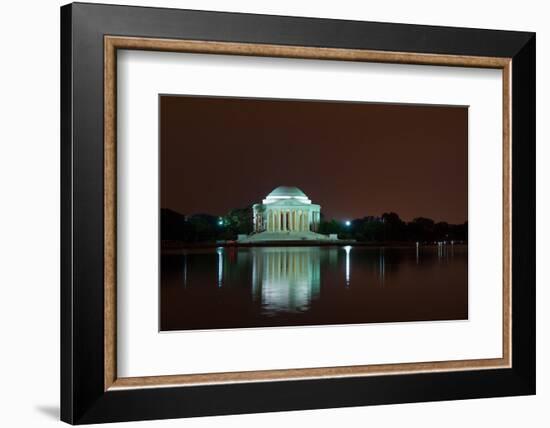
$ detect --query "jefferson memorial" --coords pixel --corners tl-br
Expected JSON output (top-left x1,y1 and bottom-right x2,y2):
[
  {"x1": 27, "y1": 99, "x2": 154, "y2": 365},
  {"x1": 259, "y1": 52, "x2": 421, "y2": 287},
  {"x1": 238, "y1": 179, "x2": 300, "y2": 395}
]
[{"x1": 238, "y1": 186, "x2": 339, "y2": 242}]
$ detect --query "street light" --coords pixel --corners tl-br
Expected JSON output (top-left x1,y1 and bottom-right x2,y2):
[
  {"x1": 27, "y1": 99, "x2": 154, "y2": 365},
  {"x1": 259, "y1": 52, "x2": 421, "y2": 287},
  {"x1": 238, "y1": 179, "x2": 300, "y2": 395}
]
[{"x1": 344, "y1": 220, "x2": 351, "y2": 227}]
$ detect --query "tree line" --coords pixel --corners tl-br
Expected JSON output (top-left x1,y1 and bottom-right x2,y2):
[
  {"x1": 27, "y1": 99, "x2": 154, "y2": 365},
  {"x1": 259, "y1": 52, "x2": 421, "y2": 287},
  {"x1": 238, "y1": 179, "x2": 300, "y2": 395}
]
[
  {"x1": 161, "y1": 208, "x2": 467, "y2": 244},
  {"x1": 319, "y1": 212, "x2": 467, "y2": 243},
  {"x1": 161, "y1": 207, "x2": 253, "y2": 243}
]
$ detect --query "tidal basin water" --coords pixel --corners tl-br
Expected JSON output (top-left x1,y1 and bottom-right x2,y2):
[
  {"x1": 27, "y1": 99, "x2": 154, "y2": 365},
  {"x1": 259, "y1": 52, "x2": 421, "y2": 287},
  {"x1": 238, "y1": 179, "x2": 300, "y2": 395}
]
[{"x1": 160, "y1": 245, "x2": 468, "y2": 331}]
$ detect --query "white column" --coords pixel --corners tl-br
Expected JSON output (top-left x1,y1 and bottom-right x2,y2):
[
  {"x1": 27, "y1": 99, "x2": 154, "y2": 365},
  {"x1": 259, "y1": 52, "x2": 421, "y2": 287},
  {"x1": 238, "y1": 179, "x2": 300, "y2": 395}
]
[
  {"x1": 286, "y1": 210, "x2": 292, "y2": 232},
  {"x1": 283, "y1": 210, "x2": 287, "y2": 231},
  {"x1": 286, "y1": 210, "x2": 290, "y2": 232},
  {"x1": 288, "y1": 210, "x2": 292, "y2": 231}
]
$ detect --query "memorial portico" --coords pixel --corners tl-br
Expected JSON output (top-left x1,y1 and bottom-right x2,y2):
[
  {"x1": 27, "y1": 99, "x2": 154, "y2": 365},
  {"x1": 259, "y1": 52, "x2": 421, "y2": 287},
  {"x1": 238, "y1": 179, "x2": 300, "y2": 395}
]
[
  {"x1": 238, "y1": 186, "x2": 338, "y2": 243},
  {"x1": 252, "y1": 186, "x2": 321, "y2": 233}
]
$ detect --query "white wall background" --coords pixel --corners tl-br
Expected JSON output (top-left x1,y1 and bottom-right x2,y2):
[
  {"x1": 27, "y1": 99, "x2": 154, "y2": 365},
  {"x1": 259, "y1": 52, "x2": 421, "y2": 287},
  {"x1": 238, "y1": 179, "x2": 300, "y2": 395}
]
[{"x1": 0, "y1": 0, "x2": 546, "y2": 427}]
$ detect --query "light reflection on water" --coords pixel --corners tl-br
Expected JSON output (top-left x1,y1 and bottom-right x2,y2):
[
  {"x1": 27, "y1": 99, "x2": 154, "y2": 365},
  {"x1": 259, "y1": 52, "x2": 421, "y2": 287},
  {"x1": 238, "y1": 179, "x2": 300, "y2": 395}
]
[
  {"x1": 161, "y1": 245, "x2": 467, "y2": 331},
  {"x1": 251, "y1": 247, "x2": 321, "y2": 315}
]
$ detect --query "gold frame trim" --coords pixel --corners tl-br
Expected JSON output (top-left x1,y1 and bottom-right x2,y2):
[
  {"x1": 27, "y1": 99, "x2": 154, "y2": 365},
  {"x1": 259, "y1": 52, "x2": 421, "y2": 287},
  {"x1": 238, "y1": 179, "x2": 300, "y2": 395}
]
[{"x1": 104, "y1": 36, "x2": 512, "y2": 391}]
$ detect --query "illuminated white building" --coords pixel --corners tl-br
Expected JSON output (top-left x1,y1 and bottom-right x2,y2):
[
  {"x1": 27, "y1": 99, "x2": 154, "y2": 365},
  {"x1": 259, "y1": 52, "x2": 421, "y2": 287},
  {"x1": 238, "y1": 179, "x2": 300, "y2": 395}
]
[
  {"x1": 253, "y1": 186, "x2": 321, "y2": 233},
  {"x1": 239, "y1": 186, "x2": 337, "y2": 242}
]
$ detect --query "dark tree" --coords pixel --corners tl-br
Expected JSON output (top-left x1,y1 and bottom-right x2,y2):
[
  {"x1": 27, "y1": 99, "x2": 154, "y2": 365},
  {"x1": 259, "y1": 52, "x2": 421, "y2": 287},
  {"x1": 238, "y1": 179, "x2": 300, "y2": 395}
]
[
  {"x1": 161, "y1": 208, "x2": 188, "y2": 241},
  {"x1": 318, "y1": 219, "x2": 342, "y2": 235},
  {"x1": 224, "y1": 206, "x2": 254, "y2": 236},
  {"x1": 188, "y1": 214, "x2": 219, "y2": 242},
  {"x1": 407, "y1": 217, "x2": 435, "y2": 242},
  {"x1": 381, "y1": 212, "x2": 407, "y2": 241},
  {"x1": 359, "y1": 218, "x2": 385, "y2": 241}
]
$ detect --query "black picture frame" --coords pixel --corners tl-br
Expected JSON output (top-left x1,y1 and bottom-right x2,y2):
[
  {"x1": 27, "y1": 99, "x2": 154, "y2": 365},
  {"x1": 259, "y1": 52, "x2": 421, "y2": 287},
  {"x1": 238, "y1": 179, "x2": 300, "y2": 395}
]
[{"x1": 61, "y1": 2, "x2": 535, "y2": 424}]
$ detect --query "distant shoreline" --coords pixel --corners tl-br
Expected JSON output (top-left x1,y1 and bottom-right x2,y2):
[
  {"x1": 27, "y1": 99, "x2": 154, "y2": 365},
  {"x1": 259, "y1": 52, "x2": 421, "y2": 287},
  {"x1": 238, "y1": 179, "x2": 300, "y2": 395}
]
[{"x1": 161, "y1": 240, "x2": 467, "y2": 252}]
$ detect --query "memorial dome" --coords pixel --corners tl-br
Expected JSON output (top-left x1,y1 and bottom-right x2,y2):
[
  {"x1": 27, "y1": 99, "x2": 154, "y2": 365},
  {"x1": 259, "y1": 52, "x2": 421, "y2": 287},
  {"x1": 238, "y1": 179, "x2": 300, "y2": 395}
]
[
  {"x1": 263, "y1": 186, "x2": 311, "y2": 205},
  {"x1": 267, "y1": 186, "x2": 307, "y2": 198}
]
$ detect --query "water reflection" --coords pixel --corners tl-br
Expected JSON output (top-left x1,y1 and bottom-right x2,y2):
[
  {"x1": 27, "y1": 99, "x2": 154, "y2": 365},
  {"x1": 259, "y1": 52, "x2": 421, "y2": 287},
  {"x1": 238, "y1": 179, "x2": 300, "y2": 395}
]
[
  {"x1": 217, "y1": 247, "x2": 224, "y2": 287},
  {"x1": 182, "y1": 253, "x2": 187, "y2": 287},
  {"x1": 203, "y1": 245, "x2": 456, "y2": 310},
  {"x1": 161, "y1": 245, "x2": 468, "y2": 331},
  {"x1": 251, "y1": 247, "x2": 320, "y2": 314},
  {"x1": 378, "y1": 247, "x2": 386, "y2": 287},
  {"x1": 344, "y1": 245, "x2": 351, "y2": 287}
]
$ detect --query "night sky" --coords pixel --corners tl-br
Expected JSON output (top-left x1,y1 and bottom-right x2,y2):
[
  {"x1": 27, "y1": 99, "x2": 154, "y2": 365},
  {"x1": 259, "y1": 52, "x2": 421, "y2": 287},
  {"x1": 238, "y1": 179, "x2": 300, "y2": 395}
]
[{"x1": 160, "y1": 95, "x2": 467, "y2": 224}]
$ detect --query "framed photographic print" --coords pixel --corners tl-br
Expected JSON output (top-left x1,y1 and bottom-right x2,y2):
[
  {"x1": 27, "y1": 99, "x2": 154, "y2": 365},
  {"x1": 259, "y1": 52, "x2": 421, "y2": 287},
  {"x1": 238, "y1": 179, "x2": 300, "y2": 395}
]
[{"x1": 61, "y1": 2, "x2": 535, "y2": 424}]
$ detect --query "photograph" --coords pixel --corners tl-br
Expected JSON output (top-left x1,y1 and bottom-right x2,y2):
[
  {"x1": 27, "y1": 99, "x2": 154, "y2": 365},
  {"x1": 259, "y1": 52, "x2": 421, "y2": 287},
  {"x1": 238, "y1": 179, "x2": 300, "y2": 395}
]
[{"x1": 160, "y1": 95, "x2": 469, "y2": 331}]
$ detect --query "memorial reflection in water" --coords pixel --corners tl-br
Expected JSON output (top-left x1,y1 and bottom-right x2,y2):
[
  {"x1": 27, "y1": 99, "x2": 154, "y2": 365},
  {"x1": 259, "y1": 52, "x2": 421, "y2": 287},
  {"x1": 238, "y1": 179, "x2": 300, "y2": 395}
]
[
  {"x1": 161, "y1": 244, "x2": 467, "y2": 331},
  {"x1": 251, "y1": 247, "x2": 321, "y2": 314}
]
